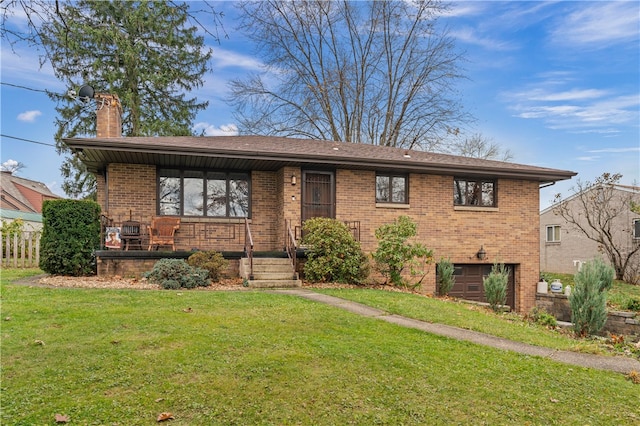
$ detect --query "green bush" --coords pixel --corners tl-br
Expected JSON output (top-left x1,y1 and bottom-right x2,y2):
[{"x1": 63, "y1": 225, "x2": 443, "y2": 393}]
[
  {"x1": 144, "y1": 258, "x2": 210, "y2": 289},
  {"x1": 483, "y1": 263, "x2": 508, "y2": 312},
  {"x1": 188, "y1": 251, "x2": 228, "y2": 282},
  {"x1": 569, "y1": 259, "x2": 614, "y2": 336},
  {"x1": 302, "y1": 218, "x2": 369, "y2": 284},
  {"x1": 372, "y1": 216, "x2": 433, "y2": 287},
  {"x1": 624, "y1": 298, "x2": 640, "y2": 312},
  {"x1": 39, "y1": 200, "x2": 101, "y2": 276},
  {"x1": 527, "y1": 307, "x2": 557, "y2": 328},
  {"x1": 436, "y1": 258, "x2": 455, "y2": 296}
]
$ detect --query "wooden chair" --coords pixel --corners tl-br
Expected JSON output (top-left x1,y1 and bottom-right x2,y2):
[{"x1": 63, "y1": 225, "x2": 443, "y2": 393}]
[
  {"x1": 147, "y1": 217, "x2": 180, "y2": 251},
  {"x1": 120, "y1": 220, "x2": 142, "y2": 250}
]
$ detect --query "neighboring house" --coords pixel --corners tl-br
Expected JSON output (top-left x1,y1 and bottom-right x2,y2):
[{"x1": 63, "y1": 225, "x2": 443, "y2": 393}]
[
  {"x1": 64, "y1": 94, "x2": 576, "y2": 312},
  {"x1": 0, "y1": 171, "x2": 61, "y2": 231},
  {"x1": 540, "y1": 184, "x2": 640, "y2": 275}
]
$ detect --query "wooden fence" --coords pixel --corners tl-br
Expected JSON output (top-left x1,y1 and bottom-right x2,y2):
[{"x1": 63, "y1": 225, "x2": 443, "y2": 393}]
[{"x1": 1, "y1": 231, "x2": 41, "y2": 268}]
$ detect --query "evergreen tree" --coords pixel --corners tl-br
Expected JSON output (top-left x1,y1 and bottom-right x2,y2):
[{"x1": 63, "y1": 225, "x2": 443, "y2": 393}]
[
  {"x1": 569, "y1": 258, "x2": 613, "y2": 337},
  {"x1": 39, "y1": 0, "x2": 212, "y2": 198}
]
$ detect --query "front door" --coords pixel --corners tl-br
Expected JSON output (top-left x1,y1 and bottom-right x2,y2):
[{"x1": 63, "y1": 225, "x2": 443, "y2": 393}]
[{"x1": 302, "y1": 171, "x2": 335, "y2": 222}]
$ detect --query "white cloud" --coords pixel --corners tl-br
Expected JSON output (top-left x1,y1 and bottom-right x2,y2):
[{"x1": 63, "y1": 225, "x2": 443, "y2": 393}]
[
  {"x1": 588, "y1": 147, "x2": 640, "y2": 154},
  {"x1": 439, "y1": 3, "x2": 486, "y2": 18},
  {"x1": 192, "y1": 122, "x2": 239, "y2": 136},
  {"x1": 503, "y1": 73, "x2": 639, "y2": 133},
  {"x1": 551, "y1": 2, "x2": 640, "y2": 47},
  {"x1": 17, "y1": 110, "x2": 42, "y2": 122},
  {"x1": 1, "y1": 159, "x2": 20, "y2": 171},
  {"x1": 527, "y1": 89, "x2": 609, "y2": 102},
  {"x1": 211, "y1": 47, "x2": 263, "y2": 71},
  {"x1": 449, "y1": 27, "x2": 517, "y2": 51}
]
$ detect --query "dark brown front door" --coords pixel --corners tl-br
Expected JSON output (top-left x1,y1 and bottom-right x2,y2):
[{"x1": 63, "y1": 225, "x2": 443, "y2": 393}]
[{"x1": 302, "y1": 171, "x2": 335, "y2": 221}]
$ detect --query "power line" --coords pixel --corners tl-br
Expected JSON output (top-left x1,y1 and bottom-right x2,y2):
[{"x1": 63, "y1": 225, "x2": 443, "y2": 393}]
[
  {"x1": 0, "y1": 134, "x2": 56, "y2": 147},
  {"x1": 0, "y1": 82, "x2": 51, "y2": 94}
]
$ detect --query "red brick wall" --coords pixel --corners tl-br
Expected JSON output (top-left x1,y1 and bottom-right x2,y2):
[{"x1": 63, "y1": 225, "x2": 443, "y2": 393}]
[
  {"x1": 95, "y1": 94, "x2": 122, "y2": 138},
  {"x1": 334, "y1": 170, "x2": 540, "y2": 312},
  {"x1": 97, "y1": 257, "x2": 239, "y2": 279},
  {"x1": 96, "y1": 163, "x2": 540, "y2": 311}
]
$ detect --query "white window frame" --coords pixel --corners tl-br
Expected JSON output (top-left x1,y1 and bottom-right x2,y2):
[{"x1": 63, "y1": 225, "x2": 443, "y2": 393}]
[
  {"x1": 546, "y1": 225, "x2": 561, "y2": 243},
  {"x1": 633, "y1": 219, "x2": 640, "y2": 239}
]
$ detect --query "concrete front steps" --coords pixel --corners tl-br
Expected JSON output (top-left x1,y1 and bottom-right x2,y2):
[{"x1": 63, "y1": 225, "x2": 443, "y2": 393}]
[{"x1": 239, "y1": 257, "x2": 301, "y2": 288}]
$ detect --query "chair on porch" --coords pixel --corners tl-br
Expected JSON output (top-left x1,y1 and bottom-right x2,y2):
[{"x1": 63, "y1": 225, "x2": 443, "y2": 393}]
[
  {"x1": 147, "y1": 217, "x2": 180, "y2": 251},
  {"x1": 120, "y1": 220, "x2": 142, "y2": 250}
]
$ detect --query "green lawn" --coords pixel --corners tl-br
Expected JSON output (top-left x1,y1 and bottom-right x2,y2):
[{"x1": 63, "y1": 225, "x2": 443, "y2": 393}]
[{"x1": 1, "y1": 269, "x2": 639, "y2": 425}]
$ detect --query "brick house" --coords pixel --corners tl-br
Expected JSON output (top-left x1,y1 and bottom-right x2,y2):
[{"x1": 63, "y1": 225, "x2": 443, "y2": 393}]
[
  {"x1": 540, "y1": 184, "x2": 640, "y2": 277},
  {"x1": 0, "y1": 171, "x2": 61, "y2": 231},
  {"x1": 64, "y1": 94, "x2": 576, "y2": 312}
]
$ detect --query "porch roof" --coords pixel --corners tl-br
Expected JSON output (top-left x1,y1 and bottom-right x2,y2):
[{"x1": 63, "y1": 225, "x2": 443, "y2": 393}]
[{"x1": 63, "y1": 135, "x2": 576, "y2": 183}]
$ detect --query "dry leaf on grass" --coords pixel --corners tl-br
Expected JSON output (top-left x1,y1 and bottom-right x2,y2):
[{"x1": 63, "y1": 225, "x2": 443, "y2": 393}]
[
  {"x1": 157, "y1": 412, "x2": 174, "y2": 422},
  {"x1": 55, "y1": 413, "x2": 70, "y2": 423}
]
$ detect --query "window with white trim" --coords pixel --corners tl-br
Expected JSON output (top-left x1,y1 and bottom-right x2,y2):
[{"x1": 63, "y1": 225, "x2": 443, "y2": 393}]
[
  {"x1": 546, "y1": 225, "x2": 561, "y2": 242},
  {"x1": 634, "y1": 219, "x2": 640, "y2": 239}
]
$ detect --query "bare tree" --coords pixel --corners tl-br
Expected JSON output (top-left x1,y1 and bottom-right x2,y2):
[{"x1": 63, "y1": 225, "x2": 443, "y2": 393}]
[
  {"x1": 447, "y1": 133, "x2": 513, "y2": 161},
  {"x1": 0, "y1": 159, "x2": 26, "y2": 174},
  {"x1": 553, "y1": 173, "x2": 640, "y2": 284},
  {"x1": 229, "y1": 0, "x2": 468, "y2": 151}
]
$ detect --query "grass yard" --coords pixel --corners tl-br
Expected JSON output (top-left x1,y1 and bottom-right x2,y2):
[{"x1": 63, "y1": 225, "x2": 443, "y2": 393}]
[
  {"x1": 314, "y1": 288, "x2": 639, "y2": 356},
  {"x1": 1, "y1": 269, "x2": 639, "y2": 425}
]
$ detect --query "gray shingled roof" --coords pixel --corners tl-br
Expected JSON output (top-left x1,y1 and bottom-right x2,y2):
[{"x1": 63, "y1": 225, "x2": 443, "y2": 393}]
[{"x1": 64, "y1": 135, "x2": 576, "y2": 183}]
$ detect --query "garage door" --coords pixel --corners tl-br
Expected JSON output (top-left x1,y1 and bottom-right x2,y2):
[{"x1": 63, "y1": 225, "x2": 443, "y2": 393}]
[{"x1": 447, "y1": 264, "x2": 515, "y2": 309}]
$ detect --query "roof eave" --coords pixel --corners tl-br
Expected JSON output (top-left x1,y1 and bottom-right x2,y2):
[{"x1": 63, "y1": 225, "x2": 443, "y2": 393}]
[{"x1": 64, "y1": 138, "x2": 577, "y2": 183}]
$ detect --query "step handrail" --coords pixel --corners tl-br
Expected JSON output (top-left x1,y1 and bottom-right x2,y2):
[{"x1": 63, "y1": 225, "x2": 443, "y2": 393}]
[
  {"x1": 285, "y1": 219, "x2": 297, "y2": 278},
  {"x1": 244, "y1": 217, "x2": 254, "y2": 279}
]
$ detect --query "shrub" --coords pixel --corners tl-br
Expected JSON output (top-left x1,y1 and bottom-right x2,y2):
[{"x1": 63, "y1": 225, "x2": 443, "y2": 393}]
[
  {"x1": 372, "y1": 216, "x2": 432, "y2": 287},
  {"x1": 624, "y1": 298, "x2": 640, "y2": 312},
  {"x1": 527, "y1": 307, "x2": 557, "y2": 328},
  {"x1": 188, "y1": 251, "x2": 228, "y2": 282},
  {"x1": 483, "y1": 262, "x2": 508, "y2": 312},
  {"x1": 436, "y1": 258, "x2": 455, "y2": 296},
  {"x1": 39, "y1": 200, "x2": 101, "y2": 276},
  {"x1": 144, "y1": 258, "x2": 210, "y2": 289},
  {"x1": 569, "y1": 259, "x2": 614, "y2": 336},
  {"x1": 301, "y1": 218, "x2": 369, "y2": 284}
]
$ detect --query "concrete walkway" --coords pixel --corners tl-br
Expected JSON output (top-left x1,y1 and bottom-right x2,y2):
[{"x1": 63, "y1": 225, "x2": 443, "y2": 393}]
[{"x1": 272, "y1": 289, "x2": 640, "y2": 375}]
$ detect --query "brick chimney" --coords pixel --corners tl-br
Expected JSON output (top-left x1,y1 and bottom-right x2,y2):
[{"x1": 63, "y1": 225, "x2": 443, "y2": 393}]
[{"x1": 95, "y1": 93, "x2": 122, "y2": 138}]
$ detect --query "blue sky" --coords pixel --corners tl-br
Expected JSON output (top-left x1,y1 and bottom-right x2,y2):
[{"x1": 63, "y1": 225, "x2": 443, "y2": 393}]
[{"x1": 1, "y1": 1, "x2": 638, "y2": 209}]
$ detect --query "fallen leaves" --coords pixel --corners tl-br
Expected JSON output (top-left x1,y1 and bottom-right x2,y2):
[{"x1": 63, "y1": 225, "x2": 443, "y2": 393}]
[
  {"x1": 157, "y1": 412, "x2": 174, "y2": 422},
  {"x1": 34, "y1": 339, "x2": 45, "y2": 346},
  {"x1": 54, "y1": 413, "x2": 70, "y2": 423}
]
